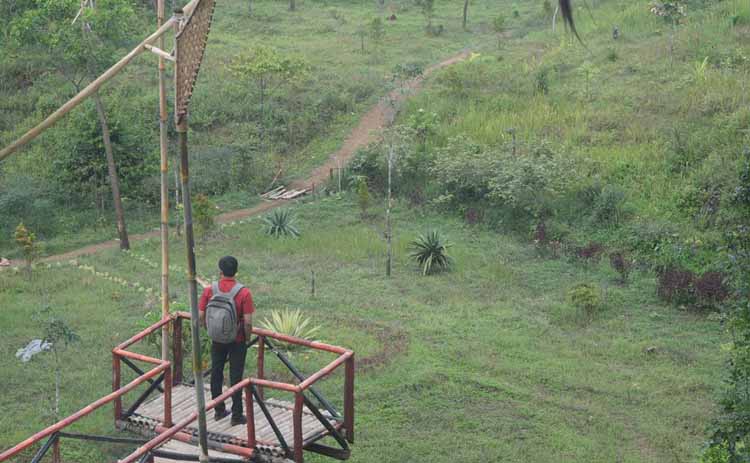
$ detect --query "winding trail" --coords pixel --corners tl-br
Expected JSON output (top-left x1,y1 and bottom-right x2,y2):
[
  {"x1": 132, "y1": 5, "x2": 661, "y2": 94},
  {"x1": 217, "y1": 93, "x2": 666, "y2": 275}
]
[{"x1": 4, "y1": 50, "x2": 469, "y2": 268}]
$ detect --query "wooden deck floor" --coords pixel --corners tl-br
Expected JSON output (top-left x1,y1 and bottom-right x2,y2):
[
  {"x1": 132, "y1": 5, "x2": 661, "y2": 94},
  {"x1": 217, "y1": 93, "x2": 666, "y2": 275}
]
[
  {"x1": 127, "y1": 384, "x2": 336, "y2": 459},
  {"x1": 154, "y1": 440, "x2": 245, "y2": 462}
]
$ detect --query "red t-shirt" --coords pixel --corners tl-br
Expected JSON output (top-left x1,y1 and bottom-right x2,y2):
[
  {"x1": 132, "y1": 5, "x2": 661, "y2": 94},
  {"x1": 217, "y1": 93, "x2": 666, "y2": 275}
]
[{"x1": 199, "y1": 277, "x2": 255, "y2": 343}]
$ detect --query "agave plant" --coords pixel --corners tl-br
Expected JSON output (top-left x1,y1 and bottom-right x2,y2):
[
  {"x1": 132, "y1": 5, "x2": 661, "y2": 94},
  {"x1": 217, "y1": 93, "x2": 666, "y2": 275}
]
[
  {"x1": 259, "y1": 309, "x2": 321, "y2": 353},
  {"x1": 410, "y1": 230, "x2": 452, "y2": 275},
  {"x1": 264, "y1": 209, "x2": 300, "y2": 238}
]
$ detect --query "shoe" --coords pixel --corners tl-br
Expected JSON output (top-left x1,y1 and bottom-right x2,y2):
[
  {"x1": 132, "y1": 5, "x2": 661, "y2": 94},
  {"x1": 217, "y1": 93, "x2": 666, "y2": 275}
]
[
  {"x1": 230, "y1": 415, "x2": 247, "y2": 426},
  {"x1": 214, "y1": 409, "x2": 230, "y2": 421}
]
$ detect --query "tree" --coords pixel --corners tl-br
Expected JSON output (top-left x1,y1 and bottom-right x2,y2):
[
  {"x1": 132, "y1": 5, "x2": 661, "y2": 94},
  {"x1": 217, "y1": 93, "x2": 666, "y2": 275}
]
[
  {"x1": 9, "y1": 0, "x2": 137, "y2": 250},
  {"x1": 15, "y1": 222, "x2": 38, "y2": 275},
  {"x1": 31, "y1": 306, "x2": 80, "y2": 421},
  {"x1": 416, "y1": 0, "x2": 435, "y2": 32},
  {"x1": 463, "y1": 0, "x2": 469, "y2": 30},
  {"x1": 370, "y1": 17, "x2": 385, "y2": 50},
  {"x1": 230, "y1": 46, "x2": 308, "y2": 160}
]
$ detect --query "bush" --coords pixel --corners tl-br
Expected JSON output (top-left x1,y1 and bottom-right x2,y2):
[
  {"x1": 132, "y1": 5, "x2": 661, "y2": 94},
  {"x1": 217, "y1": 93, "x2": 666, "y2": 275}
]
[
  {"x1": 535, "y1": 68, "x2": 549, "y2": 95},
  {"x1": 192, "y1": 194, "x2": 218, "y2": 238},
  {"x1": 568, "y1": 283, "x2": 603, "y2": 319},
  {"x1": 410, "y1": 230, "x2": 452, "y2": 275},
  {"x1": 591, "y1": 184, "x2": 628, "y2": 227},
  {"x1": 694, "y1": 271, "x2": 729, "y2": 308},
  {"x1": 264, "y1": 209, "x2": 300, "y2": 238},
  {"x1": 355, "y1": 177, "x2": 371, "y2": 218},
  {"x1": 575, "y1": 242, "x2": 605, "y2": 263},
  {"x1": 15, "y1": 222, "x2": 38, "y2": 272},
  {"x1": 657, "y1": 266, "x2": 696, "y2": 305},
  {"x1": 609, "y1": 251, "x2": 632, "y2": 283}
]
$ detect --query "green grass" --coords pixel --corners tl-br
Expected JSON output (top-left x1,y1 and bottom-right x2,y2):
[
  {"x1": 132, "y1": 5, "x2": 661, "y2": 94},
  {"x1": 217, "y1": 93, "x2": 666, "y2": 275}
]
[
  {"x1": 0, "y1": 196, "x2": 724, "y2": 462},
  {"x1": 396, "y1": 0, "x2": 749, "y2": 259}
]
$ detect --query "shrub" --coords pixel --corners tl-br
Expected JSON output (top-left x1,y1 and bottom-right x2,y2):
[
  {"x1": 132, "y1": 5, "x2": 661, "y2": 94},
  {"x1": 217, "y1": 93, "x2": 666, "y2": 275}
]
[
  {"x1": 592, "y1": 184, "x2": 628, "y2": 227},
  {"x1": 410, "y1": 230, "x2": 452, "y2": 275},
  {"x1": 264, "y1": 209, "x2": 300, "y2": 238},
  {"x1": 192, "y1": 194, "x2": 218, "y2": 238},
  {"x1": 694, "y1": 271, "x2": 729, "y2": 308},
  {"x1": 575, "y1": 242, "x2": 605, "y2": 263},
  {"x1": 15, "y1": 222, "x2": 38, "y2": 273},
  {"x1": 355, "y1": 176, "x2": 371, "y2": 218},
  {"x1": 609, "y1": 251, "x2": 632, "y2": 284},
  {"x1": 568, "y1": 283, "x2": 602, "y2": 318},
  {"x1": 535, "y1": 68, "x2": 549, "y2": 95},
  {"x1": 259, "y1": 309, "x2": 320, "y2": 353},
  {"x1": 657, "y1": 266, "x2": 696, "y2": 305}
]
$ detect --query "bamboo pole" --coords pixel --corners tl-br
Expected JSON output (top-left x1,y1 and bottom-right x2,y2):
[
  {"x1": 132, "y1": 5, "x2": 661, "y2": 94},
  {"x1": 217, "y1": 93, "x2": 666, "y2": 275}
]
[
  {"x1": 157, "y1": 0, "x2": 170, "y2": 365},
  {"x1": 0, "y1": 0, "x2": 201, "y2": 161},
  {"x1": 177, "y1": 118, "x2": 209, "y2": 462},
  {"x1": 173, "y1": 5, "x2": 209, "y2": 459}
]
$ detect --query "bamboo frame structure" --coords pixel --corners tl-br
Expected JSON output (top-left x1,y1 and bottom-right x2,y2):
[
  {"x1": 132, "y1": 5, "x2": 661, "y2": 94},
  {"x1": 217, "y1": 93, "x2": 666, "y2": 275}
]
[
  {"x1": 0, "y1": 0, "x2": 199, "y2": 161},
  {"x1": 157, "y1": 0, "x2": 170, "y2": 372},
  {"x1": 0, "y1": 0, "x2": 214, "y2": 458}
]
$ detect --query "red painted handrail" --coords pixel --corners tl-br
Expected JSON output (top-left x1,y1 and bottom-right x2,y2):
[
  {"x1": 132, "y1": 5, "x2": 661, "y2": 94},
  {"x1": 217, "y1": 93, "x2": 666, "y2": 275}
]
[{"x1": 1, "y1": 311, "x2": 356, "y2": 463}]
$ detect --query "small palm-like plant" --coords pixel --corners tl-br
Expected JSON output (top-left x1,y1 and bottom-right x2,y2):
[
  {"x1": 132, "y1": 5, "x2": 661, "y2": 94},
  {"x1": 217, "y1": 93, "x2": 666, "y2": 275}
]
[
  {"x1": 410, "y1": 230, "x2": 452, "y2": 275},
  {"x1": 264, "y1": 209, "x2": 300, "y2": 238},
  {"x1": 260, "y1": 309, "x2": 321, "y2": 353}
]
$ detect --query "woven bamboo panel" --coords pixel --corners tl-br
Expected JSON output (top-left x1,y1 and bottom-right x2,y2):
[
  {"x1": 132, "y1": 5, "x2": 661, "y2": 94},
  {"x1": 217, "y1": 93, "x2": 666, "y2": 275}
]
[{"x1": 175, "y1": 0, "x2": 216, "y2": 121}]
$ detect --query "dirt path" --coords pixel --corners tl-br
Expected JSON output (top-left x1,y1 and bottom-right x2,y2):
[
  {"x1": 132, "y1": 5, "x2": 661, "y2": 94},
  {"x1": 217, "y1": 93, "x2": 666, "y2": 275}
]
[{"x1": 3, "y1": 50, "x2": 469, "y2": 268}]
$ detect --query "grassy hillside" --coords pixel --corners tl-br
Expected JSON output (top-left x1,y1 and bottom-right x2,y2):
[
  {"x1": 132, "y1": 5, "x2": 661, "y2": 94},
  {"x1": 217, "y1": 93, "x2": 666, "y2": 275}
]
[
  {"x1": 391, "y1": 0, "x2": 750, "y2": 272},
  {"x1": 0, "y1": 197, "x2": 724, "y2": 462},
  {"x1": 0, "y1": 0, "x2": 505, "y2": 256}
]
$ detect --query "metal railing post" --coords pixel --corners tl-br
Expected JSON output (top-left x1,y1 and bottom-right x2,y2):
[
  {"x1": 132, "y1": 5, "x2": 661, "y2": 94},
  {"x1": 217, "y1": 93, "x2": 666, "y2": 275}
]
[
  {"x1": 344, "y1": 354, "x2": 355, "y2": 443},
  {"x1": 172, "y1": 317, "x2": 183, "y2": 385},
  {"x1": 113, "y1": 353, "x2": 122, "y2": 426},
  {"x1": 52, "y1": 436, "x2": 60, "y2": 463},
  {"x1": 164, "y1": 366, "x2": 173, "y2": 426},
  {"x1": 257, "y1": 336, "x2": 265, "y2": 401},
  {"x1": 244, "y1": 385, "x2": 256, "y2": 449},
  {"x1": 293, "y1": 392, "x2": 304, "y2": 463}
]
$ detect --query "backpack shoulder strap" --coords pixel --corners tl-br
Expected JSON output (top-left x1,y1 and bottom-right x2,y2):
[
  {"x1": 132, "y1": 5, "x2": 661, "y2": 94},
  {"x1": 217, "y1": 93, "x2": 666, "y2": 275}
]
[
  {"x1": 227, "y1": 283, "x2": 244, "y2": 300},
  {"x1": 211, "y1": 282, "x2": 221, "y2": 297}
]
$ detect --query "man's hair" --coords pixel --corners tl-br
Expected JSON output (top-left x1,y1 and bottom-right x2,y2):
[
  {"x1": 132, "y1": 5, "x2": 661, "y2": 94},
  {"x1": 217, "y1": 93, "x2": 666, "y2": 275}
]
[{"x1": 218, "y1": 256, "x2": 238, "y2": 277}]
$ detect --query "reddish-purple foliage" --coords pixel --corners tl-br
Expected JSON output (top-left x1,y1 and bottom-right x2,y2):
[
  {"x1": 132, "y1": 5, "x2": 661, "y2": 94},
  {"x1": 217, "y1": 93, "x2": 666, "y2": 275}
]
[
  {"x1": 533, "y1": 221, "x2": 547, "y2": 244},
  {"x1": 657, "y1": 266, "x2": 696, "y2": 304},
  {"x1": 464, "y1": 208, "x2": 482, "y2": 225},
  {"x1": 575, "y1": 242, "x2": 605, "y2": 263},
  {"x1": 609, "y1": 251, "x2": 632, "y2": 283},
  {"x1": 694, "y1": 271, "x2": 729, "y2": 306}
]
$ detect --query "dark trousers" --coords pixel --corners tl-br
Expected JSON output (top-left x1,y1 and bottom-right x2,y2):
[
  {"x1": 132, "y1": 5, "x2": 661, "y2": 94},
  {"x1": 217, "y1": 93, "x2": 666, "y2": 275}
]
[{"x1": 210, "y1": 341, "x2": 248, "y2": 417}]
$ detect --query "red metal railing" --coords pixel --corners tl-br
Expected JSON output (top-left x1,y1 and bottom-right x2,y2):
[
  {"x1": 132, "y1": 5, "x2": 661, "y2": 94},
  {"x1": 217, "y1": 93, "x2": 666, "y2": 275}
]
[
  {"x1": 0, "y1": 311, "x2": 355, "y2": 463},
  {"x1": 0, "y1": 316, "x2": 174, "y2": 462},
  {"x1": 119, "y1": 312, "x2": 354, "y2": 463}
]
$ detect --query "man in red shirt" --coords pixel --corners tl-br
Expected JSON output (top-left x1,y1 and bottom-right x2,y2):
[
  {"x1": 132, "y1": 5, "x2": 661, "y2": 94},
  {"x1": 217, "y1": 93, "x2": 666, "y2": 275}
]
[{"x1": 199, "y1": 256, "x2": 255, "y2": 426}]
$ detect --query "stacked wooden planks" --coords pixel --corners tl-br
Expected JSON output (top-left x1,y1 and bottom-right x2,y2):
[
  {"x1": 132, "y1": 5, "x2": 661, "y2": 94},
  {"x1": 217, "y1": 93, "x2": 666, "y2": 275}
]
[{"x1": 261, "y1": 186, "x2": 309, "y2": 200}]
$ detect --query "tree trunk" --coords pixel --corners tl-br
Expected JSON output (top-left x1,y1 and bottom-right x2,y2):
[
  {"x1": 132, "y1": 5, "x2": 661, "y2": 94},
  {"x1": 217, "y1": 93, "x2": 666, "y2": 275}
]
[
  {"x1": 385, "y1": 145, "x2": 394, "y2": 277},
  {"x1": 93, "y1": 92, "x2": 130, "y2": 250},
  {"x1": 552, "y1": 4, "x2": 559, "y2": 32},
  {"x1": 289, "y1": 0, "x2": 295, "y2": 11},
  {"x1": 462, "y1": 0, "x2": 469, "y2": 30},
  {"x1": 248, "y1": 0, "x2": 252, "y2": 15}
]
